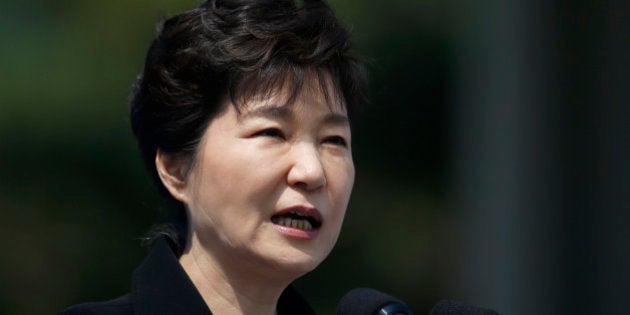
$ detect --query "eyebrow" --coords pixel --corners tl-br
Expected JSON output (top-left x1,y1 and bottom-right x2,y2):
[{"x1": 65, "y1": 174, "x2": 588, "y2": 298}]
[
  {"x1": 321, "y1": 112, "x2": 350, "y2": 126},
  {"x1": 240, "y1": 105, "x2": 349, "y2": 126}
]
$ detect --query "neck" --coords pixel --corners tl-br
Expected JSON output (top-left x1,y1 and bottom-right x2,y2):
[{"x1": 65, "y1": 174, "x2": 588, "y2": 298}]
[{"x1": 179, "y1": 234, "x2": 293, "y2": 315}]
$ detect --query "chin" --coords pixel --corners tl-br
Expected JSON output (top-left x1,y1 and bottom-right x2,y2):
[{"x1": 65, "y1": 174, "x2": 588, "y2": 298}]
[{"x1": 262, "y1": 244, "x2": 332, "y2": 279}]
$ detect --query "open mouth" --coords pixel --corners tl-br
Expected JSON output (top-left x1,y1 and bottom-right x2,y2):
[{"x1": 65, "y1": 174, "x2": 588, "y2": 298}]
[{"x1": 271, "y1": 209, "x2": 322, "y2": 231}]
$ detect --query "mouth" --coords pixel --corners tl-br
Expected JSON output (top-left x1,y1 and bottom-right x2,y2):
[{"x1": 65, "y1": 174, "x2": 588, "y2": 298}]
[{"x1": 271, "y1": 206, "x2": 322, "y2": 231}]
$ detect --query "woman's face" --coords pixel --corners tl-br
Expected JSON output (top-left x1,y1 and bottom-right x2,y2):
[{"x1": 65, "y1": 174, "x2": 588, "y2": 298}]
[{"x1": 182, "y1": 78, "x2": 354, "y2": 278}]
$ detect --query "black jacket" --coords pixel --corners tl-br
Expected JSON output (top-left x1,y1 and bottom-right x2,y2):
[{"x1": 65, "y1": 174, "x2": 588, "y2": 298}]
[{"x1": 58, "y1": 238, "x2": 316, "y2": 315}]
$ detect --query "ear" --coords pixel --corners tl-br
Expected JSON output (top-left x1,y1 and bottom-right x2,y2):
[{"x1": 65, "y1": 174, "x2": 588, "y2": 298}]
[{"x1": 155, "y1": 149, "x2": 191, "y2": 204}]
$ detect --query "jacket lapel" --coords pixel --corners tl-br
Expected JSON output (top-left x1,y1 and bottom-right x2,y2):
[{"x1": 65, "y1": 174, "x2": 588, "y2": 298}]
[{"x1": 131, "y1": 237, "x2": 212, "y2": 315}]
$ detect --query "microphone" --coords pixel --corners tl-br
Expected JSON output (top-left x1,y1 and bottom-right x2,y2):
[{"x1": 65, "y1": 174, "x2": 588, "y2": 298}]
[
  {"x1": 429, "y1": 300, "x2": 499, "y2": 315},
  {"x1": 336, "y1": 288, "x2": 414, "y2": 315}
]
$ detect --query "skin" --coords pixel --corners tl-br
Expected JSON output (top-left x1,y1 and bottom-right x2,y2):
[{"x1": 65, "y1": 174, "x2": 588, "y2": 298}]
[{"x1": 156, "y1": 75, "x2": 355, "y2": 315}]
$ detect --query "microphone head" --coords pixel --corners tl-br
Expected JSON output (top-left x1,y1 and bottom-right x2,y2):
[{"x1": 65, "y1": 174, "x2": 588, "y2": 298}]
[
  {"x1": 429, "y1": 300, "x2": 499, "y2": 315},
  {"x1": 336, "y1": 288, "x2": 414, "y2": 315}
]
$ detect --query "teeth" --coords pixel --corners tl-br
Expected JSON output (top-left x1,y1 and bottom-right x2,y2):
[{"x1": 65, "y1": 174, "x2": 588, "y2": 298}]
[{"x1": 272, "y1": 216, "x2": 314, "y2": 230}]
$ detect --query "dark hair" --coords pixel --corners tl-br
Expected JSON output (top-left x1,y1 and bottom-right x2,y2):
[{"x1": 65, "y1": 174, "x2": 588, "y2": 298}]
[{"x1": 130, "y1": 0, "x2": 368, "y2": 254}]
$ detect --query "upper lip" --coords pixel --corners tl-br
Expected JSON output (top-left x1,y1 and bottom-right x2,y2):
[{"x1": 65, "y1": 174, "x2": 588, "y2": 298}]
[{"x1": 272, "y1": 205, "x2": 323, "y2": 226}]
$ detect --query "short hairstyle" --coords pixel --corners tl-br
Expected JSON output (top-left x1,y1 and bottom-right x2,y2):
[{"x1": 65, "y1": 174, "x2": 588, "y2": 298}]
[{"x1": 130, "y1": 0, "x2": 368, "y2": 253}]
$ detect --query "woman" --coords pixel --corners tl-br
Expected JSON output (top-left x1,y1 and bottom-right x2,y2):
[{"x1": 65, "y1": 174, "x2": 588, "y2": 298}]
[{"x1": 59, "y1": 0, "x2": 366, "y2": 314}]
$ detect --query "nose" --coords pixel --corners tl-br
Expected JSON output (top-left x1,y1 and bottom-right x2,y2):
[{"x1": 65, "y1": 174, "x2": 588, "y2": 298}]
[{"x1": 287, "y1": 143, "x2": 326, "y2": 191}]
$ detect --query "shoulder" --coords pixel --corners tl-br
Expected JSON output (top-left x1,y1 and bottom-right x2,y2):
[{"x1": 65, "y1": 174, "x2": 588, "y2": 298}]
[{"x1": 57, "y1": 294, "x2": 133, "y2": 315}]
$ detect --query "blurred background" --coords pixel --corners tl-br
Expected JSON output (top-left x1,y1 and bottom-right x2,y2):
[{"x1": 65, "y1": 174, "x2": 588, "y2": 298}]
[{"x1": 1, "y1": 0, "x2": 627, "y2": 314}]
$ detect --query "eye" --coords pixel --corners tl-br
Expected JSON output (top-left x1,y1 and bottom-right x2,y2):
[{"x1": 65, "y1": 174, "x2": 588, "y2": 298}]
[
  {"x1": 254, "y1": 128, "x2": 285, "y2": 139},
  {"x1": 323, "y1": 136, "x2": 348, "y2": 147}
]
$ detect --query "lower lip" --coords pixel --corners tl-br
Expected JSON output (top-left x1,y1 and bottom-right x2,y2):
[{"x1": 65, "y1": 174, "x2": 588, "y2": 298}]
[{"x1": 272, "y1": 224, "x2": 320, "y2": 240}]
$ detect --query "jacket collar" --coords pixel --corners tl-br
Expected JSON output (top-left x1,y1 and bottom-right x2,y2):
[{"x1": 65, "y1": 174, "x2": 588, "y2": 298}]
[
  {"x1": 132, "y1": 237, "x2": 212, "y2": 314},
  {"x1": 130, "y1": 237, "x2": 315, "y2": 315}
]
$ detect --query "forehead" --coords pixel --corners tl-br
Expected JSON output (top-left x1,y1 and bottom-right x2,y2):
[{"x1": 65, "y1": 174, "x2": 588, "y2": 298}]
[
  {"x1": 231, "y1": 68, "x2": 348, "y2": 116},
  {"x1": 237, "y1": 102, "x2": 350, "y2": 128}
]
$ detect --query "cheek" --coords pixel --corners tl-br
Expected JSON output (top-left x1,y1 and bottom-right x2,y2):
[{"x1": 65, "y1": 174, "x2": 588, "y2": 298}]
[
  {"x1": 329, "y1": 159, "x2": 355, "y2": 209},
  {"x1": 325, "y1": 162, "x2": 354, "y2": 246},
  {"x1": 194, "y1": 146, "x2": 288, "y2": 210},
  {"x1": 201, "y1": 143, "x2": 270, "y2": 184},
  {"x1": 342, "y1": 156, "x2": 356, "y2": 191}
]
